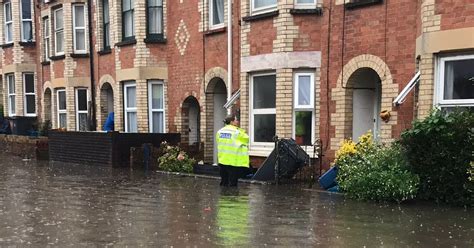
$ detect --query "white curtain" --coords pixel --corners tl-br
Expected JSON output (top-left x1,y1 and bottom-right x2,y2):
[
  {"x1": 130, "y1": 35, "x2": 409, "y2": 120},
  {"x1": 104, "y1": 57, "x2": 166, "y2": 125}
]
[
  {"x1": 444, "y1": 61, "x2": 454, "y2": 100},
  {"x1": 127, "y1": 112, "x2": 137, "y2": 132},
  {"x1": 152, "y1": 112, "x2": 164, "y2": 133},
  {"x1": 151, "y1": 84, "x2": 163, "y2": 109},
  {"x1": 298, "y1": 76, "x2": 311, "y2": 105},
  {"x1": 214, "y1": 0, "x2": 224, "y2": 25},
  {"x1": 126, "y1": 87, "x2": 136, "y2": 108},
  {"x1": 22, "y1": 21, "x2": 32, "y2": 41}
]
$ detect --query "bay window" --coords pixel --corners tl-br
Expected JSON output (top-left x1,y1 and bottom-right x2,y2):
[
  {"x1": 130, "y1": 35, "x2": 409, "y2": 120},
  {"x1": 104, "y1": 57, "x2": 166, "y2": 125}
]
[
  {"x1": 7, "y1": 74, "x2": 15, "y2": 116},
  {"x1": 148, "y1": 80, "x2": 165, "y2": 133},
  {"x1": 54, "y1": 8, "x2": 64, "y2": 55},
  {"x1": 73, "y1": 4, "x2": 86, "y2": 53},
  {"x1": 250, "y1": 73, "x2": 276, "y2": 145},
  {"x1": 124, "y1": 82, "x2": 137, "y2": 132},
  {"x1": 23, "y1": 73, "x2": 36, "y2": 116},
  {"x1": 4, "y1": 1, "x2": 12, "y2": 43},
  {"x1": 209, "y1": 0, "x2": 224, "y2": 29},
  {"x1": 57, "y1": 89, "x2": 67, "y2": 128},
  {"x1": 147, "y1": 0, "x2": 163, "y2": 38},
  {"x1": 43, "y1": 17, "x2": 50, "y2": 61},
  {"x1": 294, "y1": 72, "x2": 314, "y2": 146},
  {"x1": 21, "y1": 0, "x2": 33, "y2": 41}
]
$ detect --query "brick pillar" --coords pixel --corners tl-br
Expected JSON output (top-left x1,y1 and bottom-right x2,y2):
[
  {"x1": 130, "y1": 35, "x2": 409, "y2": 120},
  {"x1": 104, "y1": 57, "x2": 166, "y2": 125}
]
[
  {"x1": 136, "y1": 79, "x2": 148, "y2": 133},
  {"x1": 66, "y1": 86, "x2": 76, "y2": 131},
  {"x1": 275, "y1": 68, "x2": 293, "y2": 138}
]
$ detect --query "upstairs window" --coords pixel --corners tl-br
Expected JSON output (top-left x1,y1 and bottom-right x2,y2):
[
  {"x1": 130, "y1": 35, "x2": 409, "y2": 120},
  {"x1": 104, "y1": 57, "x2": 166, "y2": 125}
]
[
  {"x1": 122, "y1": 0, "x2": 135, "y2": 40},
  {"x1": 295, "y1": 0, "x2": 316, "y2": 9},
  {"x1": 54, "y1": 8, "x2": 64, "y2": 55},
  {"x1": 103, "y1": 0, "x2": 110, "y2": 49},
  {"x1": 4, "y1": 1, "x2": 12, "y2": 43},
  {"x1": 21, "y1": 0, "x2": 33, "y2": 41},
  {"x1": 7, "y1": 74, "x2": 15, "y2": 116},
  {"x1": 209, "y1": 0, "x2": 224, "y2": 29},
  {"x1": 73, "y1": 4, "x2": 86, "y2": 53},
  {"x1": 251, "y1": 0, "x2": 277, "y2": 15},
  {"x1": 147, "y1": 0, "x2": 163, "y2": 39},
  {"x1": 24, "y1": 73, "x2": 36, "y2": 116},
  {"x1": 43, "y1": 17, "x2": 50, "y2": 61}
]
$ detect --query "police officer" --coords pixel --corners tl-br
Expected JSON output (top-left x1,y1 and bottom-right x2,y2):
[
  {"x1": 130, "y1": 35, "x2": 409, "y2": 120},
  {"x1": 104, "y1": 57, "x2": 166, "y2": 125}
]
[{"x1": 216, "y1": 114, "x2": 249, "y2": 187}]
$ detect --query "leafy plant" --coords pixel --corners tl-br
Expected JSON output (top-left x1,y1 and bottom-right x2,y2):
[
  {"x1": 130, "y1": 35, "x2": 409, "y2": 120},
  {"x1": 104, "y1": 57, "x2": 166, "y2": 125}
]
[
  {"x1": 400, "y1": 109, "x2": 474, "y2": 206},
  {"x1": 336, "y1": 133, "x2": 419, "y2": 203},
  {"x1": 157, "y1": 142, "x2": 195, "y2": 173}
]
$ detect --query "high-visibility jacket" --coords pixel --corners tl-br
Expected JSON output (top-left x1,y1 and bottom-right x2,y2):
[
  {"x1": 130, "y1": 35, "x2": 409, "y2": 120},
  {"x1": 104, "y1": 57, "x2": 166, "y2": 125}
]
[{"x1": 216, "y1": 124, "x2": 249, "y2": 167}]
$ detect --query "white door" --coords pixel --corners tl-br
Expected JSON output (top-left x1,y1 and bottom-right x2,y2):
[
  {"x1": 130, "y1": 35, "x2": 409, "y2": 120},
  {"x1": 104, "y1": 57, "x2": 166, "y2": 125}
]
[
  {"x1": 213, "y1": 93, "x2": 227, "y2": 164},
  {"x1": 353, "y1": 89, "x2": 375, "y2": 141}
]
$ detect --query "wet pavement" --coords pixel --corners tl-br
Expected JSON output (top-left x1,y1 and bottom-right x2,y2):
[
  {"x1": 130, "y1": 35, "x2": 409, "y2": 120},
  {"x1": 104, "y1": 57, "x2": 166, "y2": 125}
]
[{"x1": 0, "y1": 154, "x2": 472, "y2": 247}]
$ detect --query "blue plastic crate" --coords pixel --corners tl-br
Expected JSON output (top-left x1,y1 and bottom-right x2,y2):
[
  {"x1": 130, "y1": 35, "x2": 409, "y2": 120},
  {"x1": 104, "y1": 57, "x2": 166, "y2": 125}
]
[{"x1": 319, "y1": 166, "x2": 338, "y2": 190}]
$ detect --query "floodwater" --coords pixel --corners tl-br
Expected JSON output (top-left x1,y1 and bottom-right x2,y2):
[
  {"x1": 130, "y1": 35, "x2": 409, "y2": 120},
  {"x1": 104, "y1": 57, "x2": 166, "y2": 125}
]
[{"x1": 0, "y1": 154, "x2": 472, "y2": 247}]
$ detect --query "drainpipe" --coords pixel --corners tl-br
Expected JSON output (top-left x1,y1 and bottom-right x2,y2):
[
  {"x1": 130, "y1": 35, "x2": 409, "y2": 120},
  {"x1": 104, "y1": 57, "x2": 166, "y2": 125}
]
[
  {"x1": 227, "y1": 0, "x2": 232, "y2": 115},
  {"x1": 87, "y1": 0, "x2": 97, "y2": 130}
]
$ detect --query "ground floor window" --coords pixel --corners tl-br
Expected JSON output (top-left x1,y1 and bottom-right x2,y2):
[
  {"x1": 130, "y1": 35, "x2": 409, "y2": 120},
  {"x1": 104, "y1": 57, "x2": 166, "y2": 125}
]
[
  {"x1": 250, "y1": 73, "x2": 276, "y2": 146},
  {"x1": 124, "y1": 82, "x2": 137, "y2": 132},
  {"x1": 148, "y1": 80, "x2": 164, "y2": 133},
  {"x1": 294, "y1": 72, "x2": 314, "y2": 146},
  {"x1": 76, "y1": 88, "x2": 88, "y2": 131},
  {"x1": 23, "y1": 73, "x2": 36, "y2": 116},
  {"x1": 6, "y1": 74, "x2": 15, "y2": 116},
  {"x1": 436, "y1": 54, "x2": 474, "y2": 110},
  {"x1": 57, "y1": 89, "x2": 67, "y2": 128}
]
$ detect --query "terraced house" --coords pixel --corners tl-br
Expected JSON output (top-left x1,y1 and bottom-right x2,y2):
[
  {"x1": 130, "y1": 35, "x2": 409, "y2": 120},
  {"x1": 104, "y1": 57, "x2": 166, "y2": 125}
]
[{"x1": 0, "y1": 0, "x2": 472, "y2": 169}]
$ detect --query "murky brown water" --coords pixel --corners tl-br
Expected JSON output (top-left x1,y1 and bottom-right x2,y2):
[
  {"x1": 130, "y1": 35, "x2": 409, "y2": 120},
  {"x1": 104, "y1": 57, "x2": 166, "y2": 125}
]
[{"x1": 0, "y1": 154, "x2": 472, "y2": 247}]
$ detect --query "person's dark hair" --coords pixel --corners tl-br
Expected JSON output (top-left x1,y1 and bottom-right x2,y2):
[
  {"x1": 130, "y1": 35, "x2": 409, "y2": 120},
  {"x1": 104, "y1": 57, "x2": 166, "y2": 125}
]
[{"x1": 223, "y1": 114, "x2": 236, "y2": 125}]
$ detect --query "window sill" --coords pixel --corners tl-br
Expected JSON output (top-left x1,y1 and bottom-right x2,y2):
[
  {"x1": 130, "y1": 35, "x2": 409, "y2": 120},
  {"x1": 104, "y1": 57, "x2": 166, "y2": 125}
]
[
  {"x1": 345, "y1": 0, "x2": 383, "y2": 10},
  {"x1": 49, "y1": 54, "x2": 65, "y2": 61},
  {"x1": 19, "y1": 41, "x2": 36, "y2": 47},
  {"x1": 290, "y1": 8, "x2": 323, "y2": 16},
  {"x1": 70, "y1": 53, "x2": 90, "y2": 58},
  {"x1": 242, "y1": 10, "x2": 279, "y2": 22},
  {"x1": 41, "y1": 61, "x2": 51, "y2": 65},
  {"x1": 205, "y1": 27, "x2": 227, "y2": 36},
  {"x1": 0, "y1": 43, "x2": 14, "y2": 48},
  {"x1": 144, "y1": 37, "x2": 167, "y2": 44},
  {"x1": 115, "y1": 38, "x2": 136, "y2": 47},
  {"x1": 98, "y1": 49, "x2": 112, "y2": 55}
]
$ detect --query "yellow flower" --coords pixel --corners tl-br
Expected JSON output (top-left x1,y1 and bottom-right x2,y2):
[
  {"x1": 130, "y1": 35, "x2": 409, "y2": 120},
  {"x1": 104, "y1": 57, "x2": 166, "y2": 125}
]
[{"x1": 335, "y1": 139, "x2": 357, "y2": 161}]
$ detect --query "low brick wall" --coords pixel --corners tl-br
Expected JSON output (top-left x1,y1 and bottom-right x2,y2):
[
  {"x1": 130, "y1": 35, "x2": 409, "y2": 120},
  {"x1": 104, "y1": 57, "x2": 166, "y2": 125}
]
[{"x1": 0, "y1": 135, "x2": 49, "y2": 160}]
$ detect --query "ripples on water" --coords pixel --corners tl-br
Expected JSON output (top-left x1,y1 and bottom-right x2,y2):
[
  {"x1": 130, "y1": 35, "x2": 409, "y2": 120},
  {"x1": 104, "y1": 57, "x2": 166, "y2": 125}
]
[{"x1": 0, "y1": 155, "x2": 472, "y2": 247}]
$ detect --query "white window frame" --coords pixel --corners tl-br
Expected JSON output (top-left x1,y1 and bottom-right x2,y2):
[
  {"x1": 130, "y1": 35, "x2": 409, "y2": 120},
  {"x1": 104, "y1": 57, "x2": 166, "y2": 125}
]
[
  {"x1": 124, "y1": 82, "x2": 137, "y2": 132},
  {"x1": 57, "y1": 89, "x2": 67, "y2": 128},
  {"x1": 20, "y1": 0, "x2": 33, "y2": 42},
  {"x1": 148, "y1": 80, "x2": 165, "y2": 133},
  {"x1": 293, "y1": 72, "x2": 315, "y2": 146},
  {"x1": 54, "y1": 8, "x2": 64, "y2": 55},
  {"x1": 23, "y1": 73, "x2": 36, "y2": 116},
  {"x1": 4, "y1": 1, "x2": 13, "y2": 44},
  {"x1": 43, "y1": 17, "x2": 50, "y2": 61},
  {"x1": 251, "y1": 0, "x2": 277, "y2": 15},
  {"x1": 295, "y1": 0, "x2": 317, "y2": 9},
  {"x1": 250, "y1": 72, "x2": 276, "y2": 147},
  {"x1": 75, "y1": 88, "x2": 88, "y2": 131},
  {"x1": 435, "y1": 54, "x2": 474, "y2": 108},
  {"x1": 73, "y1": 4, "x2": 87, "y2": 54},
  {"x1": 209, "y1": 0, "x2": 224, "y2": 29},
  {"x1": 6, "y1": 74, "x2": 15, "y2": 117}
]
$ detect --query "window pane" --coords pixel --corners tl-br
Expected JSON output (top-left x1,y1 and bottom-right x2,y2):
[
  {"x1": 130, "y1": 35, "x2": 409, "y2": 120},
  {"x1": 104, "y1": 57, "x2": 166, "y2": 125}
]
[
  {"x1": 75, "y1": 29, "x2": 86, "y2": 50},
  {"x1": 152, "y1": 112, "x2": 164, "y2": 133},
  {"x1": 124, "y1": 11, "x2": 134, "y2": 37},
  {"x1": 55, "y1": 9, "x2": 63, "y2": 29},
  {"x1": 24, "y1": 74, "x2": 34, "y2": 93},
  {"x1": 103, "y1": 0, "x2": 109, "y2": 23},
  {"x1": 26, "y1": 95, "x2": 36, "y2": 114},
  {"x1": 148, "y1": 7, "x2": 162, "y2": 34},
  {"x1": 75, "y1": 6, "x2": 85, "y2": 27},
  {"x1": 127, "y1": 112, "x2": 137, "y2": 132},
  {"x1": 148, "y1": 0, "x2": 162, "y2": 7},
  {"x1": 295, "y1": 111, "x2": 312, "y2": 145},
  {"x1": 59, "y1": 113, "x2": 67, "y2": 128},
  {"x1": 212, "y1": 0, "x2": 224, "y2": 25},
  {"x1": 254, "y1": 0, "x2": 277, "y2": 9},
  {"x1": 104, "y1": 24, "x2": 110, "y2": 47},
  {"x1": 5, "y1": 3, "x2": 12, "y2": 21},
  {"x1": 78, "y1": 113, "x2": 88, "y2": 131},
  {"x1": 443, "y1": 59, "x2": 474, "y2": 100},
  {"x1": 58, "y1": 91, "x2": 66, "y2": 110},
  {"x1": 9, "y1": 96, "x2": 15, "y2": 113},
  {"x1": 298, "y1": 75, "x2": 311, "y2": 106},
  {"x1": 22, "y1": 21, "x2": 32, "y2": 41},
  {"x1": 56, "y1": 31, "x2": 64, "y2": 52},
  {"x1": 126, "y1": 86, "x2": 136, "y2": 108},
  {"x1": 8, "y1": 76, "x2": 15, "y2": 94},
  {"x1": 123, "y1": 0, "x2": 131, "y2": 11},
  {"x1": 77, "y1": 90, "x2": 87, "y2": 111},
  {"x1": 254, "y1": 114, "x2": 276, "y2": 142},
  {"x1": 6, "y1": 24, "x2": 12, "y2": 42},
  {"x1": 21, "y1": 0, "x2": 31, "y2": 19},
  {"x1": 296, "y1": 0, "x2": 314, "y2": 3},
  {"x1": 151, "y1": 84, "x2": 163, "y2": 109},
  {"x1": 253, "y1": 75, "x2": 276, "y2": 109},
  {"x1": 44, "y1": 18, "x2": 49, "y2": 36}
]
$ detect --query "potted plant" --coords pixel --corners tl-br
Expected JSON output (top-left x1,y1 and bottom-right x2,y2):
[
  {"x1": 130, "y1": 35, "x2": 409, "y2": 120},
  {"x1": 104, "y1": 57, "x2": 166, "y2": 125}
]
[{"x1": 295, "y1": 112, "x2": 306, "y2": 145}]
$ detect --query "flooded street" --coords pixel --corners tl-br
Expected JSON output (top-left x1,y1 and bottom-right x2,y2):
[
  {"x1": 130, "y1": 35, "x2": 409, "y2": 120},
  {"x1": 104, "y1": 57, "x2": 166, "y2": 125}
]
[{"x1": 0, "y1": 154, "x2": 472, "y2": 247}]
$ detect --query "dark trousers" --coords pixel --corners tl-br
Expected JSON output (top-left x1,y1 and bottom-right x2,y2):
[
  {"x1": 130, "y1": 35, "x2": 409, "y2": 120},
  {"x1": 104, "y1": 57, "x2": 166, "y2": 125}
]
[{"x1": 219, "y1": 164, "x2": 243, "y2": 187}]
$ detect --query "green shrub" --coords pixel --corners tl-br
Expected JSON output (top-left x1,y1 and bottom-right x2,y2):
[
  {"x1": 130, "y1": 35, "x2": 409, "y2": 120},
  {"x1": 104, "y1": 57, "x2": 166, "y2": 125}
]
[
  {"x1": 157, "y1": 143, "x2": 195, "y2": 173},
  {"x1": 400, "y1": 109, "x2": 474, "y2": 206},
  {"x1": 337, "y1": 141, "x2": 419, "y2": 203}
]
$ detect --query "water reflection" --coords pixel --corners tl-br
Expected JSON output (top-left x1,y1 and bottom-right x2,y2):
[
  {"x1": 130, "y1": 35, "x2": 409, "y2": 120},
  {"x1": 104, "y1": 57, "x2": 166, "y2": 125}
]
[{"x1": 0, "y1": 154, "x2": 471, "y2": 247}]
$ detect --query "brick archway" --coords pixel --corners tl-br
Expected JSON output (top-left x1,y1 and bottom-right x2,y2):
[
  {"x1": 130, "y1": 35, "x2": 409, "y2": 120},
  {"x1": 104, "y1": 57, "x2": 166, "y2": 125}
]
[
  {"x1": 97, "y1": 75, "x2": 116, "y2": 130},
  {"x1": 330, "y1": 54, "x2": 398, "y2": 151}
]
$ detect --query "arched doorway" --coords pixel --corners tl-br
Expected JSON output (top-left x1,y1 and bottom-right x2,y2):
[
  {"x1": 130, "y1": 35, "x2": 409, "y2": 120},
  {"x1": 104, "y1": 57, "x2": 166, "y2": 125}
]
[
  {"x1": 100, "y1": 82, "x2": 114, "y2": 130},
  {"x1": 43, "y1": 88, "x2": 52, "y2": 123},
  {"x1": 206, "y1": 78, "x2": 227, "y2": 164},
  {"x1": 349, "y1": 68, "x2": 381, "y2": 140},
  {"x1": 182, "y1": 96, "x2": 200, "y2": 146}
]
